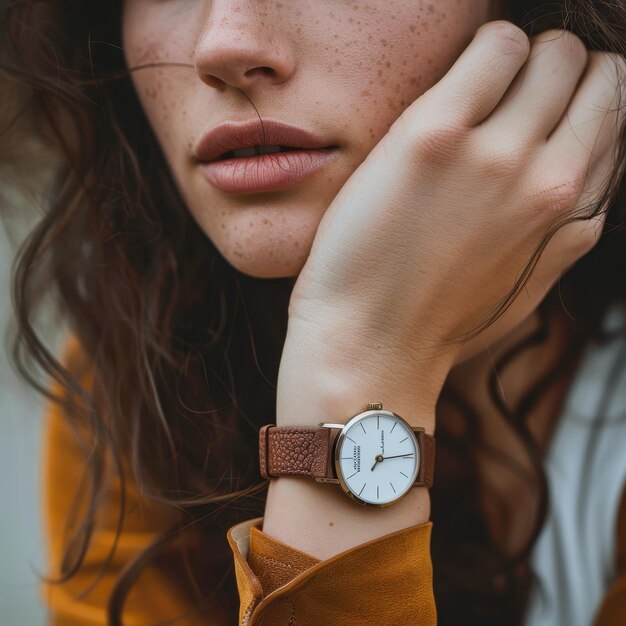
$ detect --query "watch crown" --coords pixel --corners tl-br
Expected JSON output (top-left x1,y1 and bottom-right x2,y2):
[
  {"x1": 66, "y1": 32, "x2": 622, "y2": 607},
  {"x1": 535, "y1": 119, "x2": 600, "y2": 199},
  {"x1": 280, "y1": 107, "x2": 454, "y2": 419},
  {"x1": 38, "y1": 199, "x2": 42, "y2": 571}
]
[{"x1": 367, "y1": 402, "x2": 383, "y2": 410}]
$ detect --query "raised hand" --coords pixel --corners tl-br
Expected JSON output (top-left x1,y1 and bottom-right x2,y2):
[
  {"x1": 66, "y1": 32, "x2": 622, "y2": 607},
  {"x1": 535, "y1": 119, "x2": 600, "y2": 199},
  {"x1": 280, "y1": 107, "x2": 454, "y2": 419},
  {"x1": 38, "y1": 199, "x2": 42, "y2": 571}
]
[{"x1": 277, "y1": 21, "x2": 626, "y2": 430}]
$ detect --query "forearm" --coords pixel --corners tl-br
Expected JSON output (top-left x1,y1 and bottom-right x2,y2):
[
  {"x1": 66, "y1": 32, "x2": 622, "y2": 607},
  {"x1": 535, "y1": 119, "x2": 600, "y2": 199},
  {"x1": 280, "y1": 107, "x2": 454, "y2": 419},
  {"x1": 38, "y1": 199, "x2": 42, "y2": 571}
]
[{"x1": 261, "y1": 326, "x2": 450, "y2": 560}]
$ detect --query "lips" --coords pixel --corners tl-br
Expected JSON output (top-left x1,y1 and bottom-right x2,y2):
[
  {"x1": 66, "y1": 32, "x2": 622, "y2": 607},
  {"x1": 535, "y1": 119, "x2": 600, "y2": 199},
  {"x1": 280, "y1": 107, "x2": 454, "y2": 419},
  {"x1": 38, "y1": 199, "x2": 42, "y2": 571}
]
[{"x1": 194, "y1": 119, "x2": 335, "y2": 163}]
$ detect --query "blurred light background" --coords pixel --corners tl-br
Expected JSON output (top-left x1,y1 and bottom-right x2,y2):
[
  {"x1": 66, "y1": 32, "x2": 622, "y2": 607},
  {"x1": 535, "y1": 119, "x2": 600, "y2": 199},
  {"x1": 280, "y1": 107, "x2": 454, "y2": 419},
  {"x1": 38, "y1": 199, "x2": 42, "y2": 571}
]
[{"x1": 1, "y1": 131, "x2": 64, "y2": 624}]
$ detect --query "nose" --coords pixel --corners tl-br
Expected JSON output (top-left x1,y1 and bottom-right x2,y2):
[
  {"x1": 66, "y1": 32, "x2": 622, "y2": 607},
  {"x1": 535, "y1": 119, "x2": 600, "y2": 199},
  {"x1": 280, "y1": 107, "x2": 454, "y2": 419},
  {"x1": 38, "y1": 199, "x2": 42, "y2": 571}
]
[{"x1": 194, "y1": 1, "x2": 297, "y2": 92}]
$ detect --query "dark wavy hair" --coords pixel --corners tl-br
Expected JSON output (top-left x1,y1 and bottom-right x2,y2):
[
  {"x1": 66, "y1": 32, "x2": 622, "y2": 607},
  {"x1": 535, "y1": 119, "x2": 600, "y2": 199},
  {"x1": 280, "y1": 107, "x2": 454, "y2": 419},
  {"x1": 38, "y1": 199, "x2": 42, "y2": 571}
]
[{"x1": 2, "y1": 0, "x2": 626, "y2": 624}]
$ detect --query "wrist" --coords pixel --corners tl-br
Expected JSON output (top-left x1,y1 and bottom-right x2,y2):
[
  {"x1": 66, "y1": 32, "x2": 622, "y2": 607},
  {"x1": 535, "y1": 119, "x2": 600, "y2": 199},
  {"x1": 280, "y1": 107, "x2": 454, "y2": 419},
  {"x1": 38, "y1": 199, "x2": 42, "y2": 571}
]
[
  {"x1": 277, "y1": 380, "x2": 438, "y2": 435},
  {"x1": 276, "y1": 320, "x2": 454, "y2": 434},
  {"x1": 263, "y1": 476, "x2": 431, "y2": 560},
  {"x1": 276, "y1": 348, "x2": 445, "y2": 435}
]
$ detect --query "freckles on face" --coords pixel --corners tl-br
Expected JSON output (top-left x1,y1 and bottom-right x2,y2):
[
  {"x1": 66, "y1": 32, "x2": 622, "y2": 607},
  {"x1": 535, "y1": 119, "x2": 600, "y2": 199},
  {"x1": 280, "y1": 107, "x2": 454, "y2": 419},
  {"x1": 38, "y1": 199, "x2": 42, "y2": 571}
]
[
  {"x1": 306, "y1": 1, "x2": 488, "y2": 142},
  {"x1": 122, "y1": 0, "x2": 490, "y2": 279},
  {"x1": 121, "y1": 5, "x2": 194, "y2": 160}
]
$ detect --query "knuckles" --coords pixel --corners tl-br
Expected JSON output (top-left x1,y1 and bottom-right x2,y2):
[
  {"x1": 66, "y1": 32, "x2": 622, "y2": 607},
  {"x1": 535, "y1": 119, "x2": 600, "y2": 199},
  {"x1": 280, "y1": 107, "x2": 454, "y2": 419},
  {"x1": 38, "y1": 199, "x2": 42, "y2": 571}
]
[
  {"x1": 410, "y1": 122, "x2": 469, "y2": 163},
  {"x1": 391, "y1": 109, "x2": 470, "y2": 165},
  {"x1": 393, "y1": 118, "x2": 592, "y2": 230},
  {"x1": 527, "y1": 162, "x2": 591, "y2": 223},
  {"x1": 470, "y1": 127, "x2": 530, "y2": 179},
  {"x1": 389, "y1": 21, "x2": 611, "y2": 230}
]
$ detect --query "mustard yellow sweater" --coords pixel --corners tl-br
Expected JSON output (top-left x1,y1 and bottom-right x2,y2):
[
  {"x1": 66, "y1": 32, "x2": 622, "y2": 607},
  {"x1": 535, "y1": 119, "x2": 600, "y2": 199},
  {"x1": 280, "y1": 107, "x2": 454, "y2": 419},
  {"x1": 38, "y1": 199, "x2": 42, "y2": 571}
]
[{"x1": 40, "y1": 337, "x2": 626, "y2": 625}]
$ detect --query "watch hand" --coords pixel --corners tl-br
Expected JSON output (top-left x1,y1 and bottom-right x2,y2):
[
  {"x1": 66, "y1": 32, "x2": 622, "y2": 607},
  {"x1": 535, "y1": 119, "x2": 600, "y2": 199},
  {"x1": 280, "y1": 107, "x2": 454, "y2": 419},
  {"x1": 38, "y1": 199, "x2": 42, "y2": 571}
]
[
  {"x1": 380, "y1": 454, "x2": 414, "y2": 460},
  {"x1": 371, "y1": 454, "x2": 384, "y2": 471}
]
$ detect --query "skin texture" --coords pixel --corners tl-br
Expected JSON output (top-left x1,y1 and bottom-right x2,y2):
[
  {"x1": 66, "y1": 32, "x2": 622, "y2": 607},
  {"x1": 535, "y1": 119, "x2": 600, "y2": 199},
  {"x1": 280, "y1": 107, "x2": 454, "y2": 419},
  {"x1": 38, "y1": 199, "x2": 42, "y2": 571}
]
[
  {"x1": 122, "y1": 0, "x2": 494, "y2": 278},
  {"x1": 120, "y1": 1, "x2": 626, "y2": 561}
]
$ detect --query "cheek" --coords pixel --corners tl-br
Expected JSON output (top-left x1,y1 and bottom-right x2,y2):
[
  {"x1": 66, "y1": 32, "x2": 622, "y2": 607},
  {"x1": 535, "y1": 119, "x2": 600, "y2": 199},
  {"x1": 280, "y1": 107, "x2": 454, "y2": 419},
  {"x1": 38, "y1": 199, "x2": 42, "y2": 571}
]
[
  {"x1": 121, "y1": 10, "x2": 192, "y2": 154},
  {"x1": 327, "y1": 1, "x2": 487, "y2": 140}
]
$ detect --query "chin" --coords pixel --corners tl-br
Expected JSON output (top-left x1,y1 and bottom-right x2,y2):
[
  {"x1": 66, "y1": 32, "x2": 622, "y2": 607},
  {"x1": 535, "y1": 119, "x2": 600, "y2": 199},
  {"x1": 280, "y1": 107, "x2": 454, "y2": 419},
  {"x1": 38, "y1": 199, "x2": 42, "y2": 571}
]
[
  {"x1": 218, "y1": 246, "x2": 306, "y2": 280},
  {"x1": 204, "y1": 220, "x2": 314, "y2": 279}
]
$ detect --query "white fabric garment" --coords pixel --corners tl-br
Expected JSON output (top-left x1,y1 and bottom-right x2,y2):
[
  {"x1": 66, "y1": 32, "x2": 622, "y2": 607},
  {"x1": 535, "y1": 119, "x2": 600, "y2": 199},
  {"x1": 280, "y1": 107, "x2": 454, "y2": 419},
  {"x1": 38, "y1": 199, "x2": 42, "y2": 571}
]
[{"x1": 524, "y1": 302, "x2": 626, "y2": 626}]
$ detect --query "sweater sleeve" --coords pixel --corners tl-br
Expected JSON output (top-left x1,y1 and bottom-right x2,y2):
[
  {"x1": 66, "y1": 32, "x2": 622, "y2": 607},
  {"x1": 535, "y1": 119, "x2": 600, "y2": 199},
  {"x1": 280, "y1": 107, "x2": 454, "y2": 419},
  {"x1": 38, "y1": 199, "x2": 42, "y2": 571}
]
[
  {"x1": 40, "y1": 337, "x2": 228, "y2": 626},
  {"x1": 226, "y1": 515, "x2": 437, "y2": 625}
]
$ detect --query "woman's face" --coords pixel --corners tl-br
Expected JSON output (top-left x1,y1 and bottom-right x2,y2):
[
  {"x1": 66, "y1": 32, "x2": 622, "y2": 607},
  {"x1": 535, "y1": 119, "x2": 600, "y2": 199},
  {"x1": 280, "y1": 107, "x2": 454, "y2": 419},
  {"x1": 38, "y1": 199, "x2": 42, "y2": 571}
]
[{"x1": 122, "y1": 0, "x2": 495, "y2": 278}]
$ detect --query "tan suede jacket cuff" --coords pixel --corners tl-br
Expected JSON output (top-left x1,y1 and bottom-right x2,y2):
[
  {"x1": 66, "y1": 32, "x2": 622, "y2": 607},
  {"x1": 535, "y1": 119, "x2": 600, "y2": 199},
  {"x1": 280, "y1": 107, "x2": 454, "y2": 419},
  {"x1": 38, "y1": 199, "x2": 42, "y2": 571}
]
[{"x1": 226, "y1": 516, "x2": 437, "y2": 626}]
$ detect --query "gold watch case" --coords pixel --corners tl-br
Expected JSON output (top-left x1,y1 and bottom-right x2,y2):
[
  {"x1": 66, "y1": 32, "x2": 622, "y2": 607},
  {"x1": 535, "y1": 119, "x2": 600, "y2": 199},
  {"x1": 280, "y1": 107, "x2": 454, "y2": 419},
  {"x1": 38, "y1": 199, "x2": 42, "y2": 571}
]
[{"x1": 316, "y1": 402, "x2": 424, "y2": 507}]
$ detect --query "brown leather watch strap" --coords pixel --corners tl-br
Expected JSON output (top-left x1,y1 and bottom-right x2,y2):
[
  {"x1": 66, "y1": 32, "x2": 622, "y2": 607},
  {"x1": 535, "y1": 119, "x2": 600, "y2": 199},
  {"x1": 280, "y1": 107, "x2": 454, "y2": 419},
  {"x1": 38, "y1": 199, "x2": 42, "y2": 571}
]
[
  {"x1": 259, "y1": 424, "x2": 333, "y2": 480},
  {"x1": 415, "y1": 430, "x2": 436, "y2": 488},
  {"x1": 259, "y1": 424, "x2": 436, "y2": 488}
]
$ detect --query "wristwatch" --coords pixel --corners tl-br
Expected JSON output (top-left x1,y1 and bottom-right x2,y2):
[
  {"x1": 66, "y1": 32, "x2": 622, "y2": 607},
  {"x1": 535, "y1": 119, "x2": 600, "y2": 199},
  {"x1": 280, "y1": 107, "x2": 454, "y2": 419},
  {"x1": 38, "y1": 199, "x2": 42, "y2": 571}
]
[{"x1": 258, "y1": 402, "x2": 435, "y2": 507}]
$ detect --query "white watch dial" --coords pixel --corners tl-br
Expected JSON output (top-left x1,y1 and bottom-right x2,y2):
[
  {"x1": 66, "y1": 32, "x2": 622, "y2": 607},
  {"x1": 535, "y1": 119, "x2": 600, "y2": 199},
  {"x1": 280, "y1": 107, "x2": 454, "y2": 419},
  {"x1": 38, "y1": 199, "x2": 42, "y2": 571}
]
[{"x1": 336, "y1": 412, "x2": 420, "y2": 505}]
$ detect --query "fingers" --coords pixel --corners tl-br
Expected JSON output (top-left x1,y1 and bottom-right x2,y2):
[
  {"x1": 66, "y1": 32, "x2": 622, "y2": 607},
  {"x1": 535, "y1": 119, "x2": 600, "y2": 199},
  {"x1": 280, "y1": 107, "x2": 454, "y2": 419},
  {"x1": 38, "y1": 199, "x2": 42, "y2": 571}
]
[
  {"x1": 547, "y1": 51, "x2": 626, "y2": 169},
  {"x1": 529, "y1": 139, "x2": 616, "y2": 293},
  {"x1": 513, "y1": 51, "x2": 625, "y2": 327},
  {"x1": 485, "y1": 29, "x2": 589, "y2": 142},
  {"x1": 418, "y1": 20, "x2": 530, "y2": 128}
]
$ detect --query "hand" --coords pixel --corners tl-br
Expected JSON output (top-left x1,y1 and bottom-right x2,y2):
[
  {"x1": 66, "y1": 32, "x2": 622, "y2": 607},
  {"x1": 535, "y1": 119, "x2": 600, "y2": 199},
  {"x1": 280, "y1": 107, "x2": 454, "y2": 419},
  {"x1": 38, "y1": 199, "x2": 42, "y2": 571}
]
[
  {"x1": 371, "y1": 454, "x2": 414, "y2": 471},
  {"x1": 277, "y1": 21, "x2": 625, "y2": 428}
]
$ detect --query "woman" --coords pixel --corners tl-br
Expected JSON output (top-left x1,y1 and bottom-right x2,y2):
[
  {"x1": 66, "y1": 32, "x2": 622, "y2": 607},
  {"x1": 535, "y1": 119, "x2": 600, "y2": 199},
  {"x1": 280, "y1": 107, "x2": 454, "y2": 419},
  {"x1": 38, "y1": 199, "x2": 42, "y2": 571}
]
[{"x1": 3, "y1": 0, "x2": 626, "y2": 624}]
